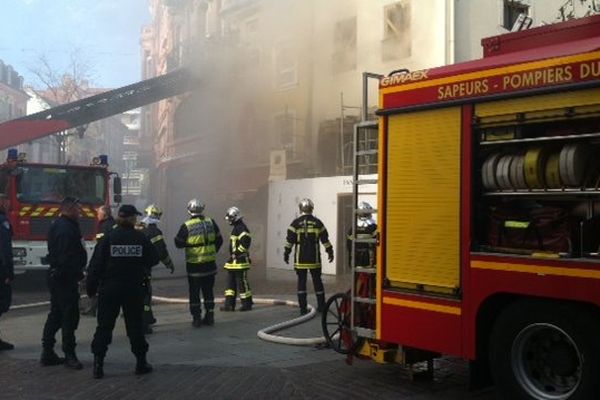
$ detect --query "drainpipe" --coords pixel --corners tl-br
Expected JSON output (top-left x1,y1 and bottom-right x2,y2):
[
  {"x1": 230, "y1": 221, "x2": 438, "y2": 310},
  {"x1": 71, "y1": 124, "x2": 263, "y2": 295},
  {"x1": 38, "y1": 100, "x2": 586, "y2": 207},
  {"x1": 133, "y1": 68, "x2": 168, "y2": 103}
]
[{"x1": 445, "y1": 0, "x2": 455, "y2": 65}]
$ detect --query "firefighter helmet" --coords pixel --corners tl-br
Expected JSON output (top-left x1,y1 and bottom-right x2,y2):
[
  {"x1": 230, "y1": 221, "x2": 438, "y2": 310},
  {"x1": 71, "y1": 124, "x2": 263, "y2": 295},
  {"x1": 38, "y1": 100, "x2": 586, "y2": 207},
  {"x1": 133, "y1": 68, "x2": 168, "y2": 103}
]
[
  {"x1": 298, "y1": 198, "x2": 314, "y2": 214},
  {"x1": 225, "y1": 206, "x2": 242, "y2": 224},
  {"x1": 357, "y1": 201, "x2": 373, "y2": 220},
  {"x1": 145, "y1": 204, "x2": 162, "y2": 219},
  {"x1": 187, "y1": 199, "x2": 205, "y2": 217}
]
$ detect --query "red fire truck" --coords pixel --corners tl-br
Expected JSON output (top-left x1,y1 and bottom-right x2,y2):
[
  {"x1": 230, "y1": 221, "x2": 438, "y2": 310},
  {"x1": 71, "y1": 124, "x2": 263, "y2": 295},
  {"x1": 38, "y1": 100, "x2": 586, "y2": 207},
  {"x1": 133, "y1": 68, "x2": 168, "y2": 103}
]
[
  {"x1": 1, "y1": 151, "x2": 119, "y2": 271},
  {"x1": 323, "y1": 15, "x2": 600, "y2": 400},
  {"x1": 0, "y1": 68, "x2": 195, "y2": 273}
]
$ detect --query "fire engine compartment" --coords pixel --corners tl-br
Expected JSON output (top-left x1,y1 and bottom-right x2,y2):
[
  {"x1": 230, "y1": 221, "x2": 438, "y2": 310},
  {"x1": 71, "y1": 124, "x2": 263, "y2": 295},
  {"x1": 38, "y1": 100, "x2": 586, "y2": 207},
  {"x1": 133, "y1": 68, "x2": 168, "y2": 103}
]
[{"x1": 472, "y1": 87, "x2": 600, "y2": 260}]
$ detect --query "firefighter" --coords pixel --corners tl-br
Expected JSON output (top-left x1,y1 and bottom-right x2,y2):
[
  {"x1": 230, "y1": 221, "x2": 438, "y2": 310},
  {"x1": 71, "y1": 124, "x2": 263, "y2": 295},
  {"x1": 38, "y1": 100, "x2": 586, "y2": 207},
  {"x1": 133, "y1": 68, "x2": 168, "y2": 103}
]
[
  {"x1": 220, "y1": 206, "x2": 253, "y2": 312},
  {"x1": 81, "y1": 205, "x2": 114, "y2": 317},
  {"x1": 284, "y1": 198, "x2": 333, "y2": 315},
  {"x1": 347, "y1": 201, "x2": 377, "y2": 328},
  {"x1": 175, "y1": 199, "x2": 223, "y2": 327},
  {"x1": 0, "y1": 200, "x2": 14, "y2": 351},
  {"x1": 138, "y1": 204, "x2": 175, "y2": 334},
  {"x1": 41, "y1": 197, "x2": 88, "y2": 369},
  {"x1": 86, "y1": 205, "x2": 159, "y2": 379}
]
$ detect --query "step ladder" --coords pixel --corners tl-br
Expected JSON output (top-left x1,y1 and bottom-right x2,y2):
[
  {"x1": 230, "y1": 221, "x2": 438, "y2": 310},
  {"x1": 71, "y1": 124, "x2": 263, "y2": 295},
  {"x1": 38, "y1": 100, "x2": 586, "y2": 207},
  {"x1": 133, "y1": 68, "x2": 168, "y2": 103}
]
[{"x1": 350, "y1": 72, "x2": 382, "y2": 340}]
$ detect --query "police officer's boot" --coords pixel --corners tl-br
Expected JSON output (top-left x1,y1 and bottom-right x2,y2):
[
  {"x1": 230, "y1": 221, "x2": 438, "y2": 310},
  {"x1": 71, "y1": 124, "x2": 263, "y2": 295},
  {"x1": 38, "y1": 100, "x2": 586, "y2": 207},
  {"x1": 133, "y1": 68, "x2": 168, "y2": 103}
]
[
  {"x1": 64, "y1": 352, "x2": 83, "y2": 370},
  {"x1": 40, "y1": 348, "x2": 65, "y2": 366},
  {"x1": 316, "y1": 293, "x2": 326, "y2": 313},
  {"x1": 239, "y1": 297, "x2": 252, "y2": 312},
  {"x1": 93, "y1": 355, "x2": 104, "y2": 379},
  {"x1": 202, "y1": 310, "x2": 214, "y2": 326},
  {"x1": 220, "y1": 296, "x2": 235, "y2": 312},
  {"x1": 135, "y1": 354, "x2": 153, "y2": 375},
  {"x1": 298, "y1": 292, "x2": 308, "y2": 315}
]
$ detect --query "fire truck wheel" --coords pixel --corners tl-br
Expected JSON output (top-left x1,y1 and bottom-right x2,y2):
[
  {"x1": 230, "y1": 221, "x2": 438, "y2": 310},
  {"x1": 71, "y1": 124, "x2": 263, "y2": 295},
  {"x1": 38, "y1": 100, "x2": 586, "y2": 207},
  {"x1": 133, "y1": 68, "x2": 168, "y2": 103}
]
[
  {"x1": 321, "y1": 292, "x2": 363, "y2": 355},
  {"x1": 489, "y1": 301, "x2": 600, "y2": 400}
]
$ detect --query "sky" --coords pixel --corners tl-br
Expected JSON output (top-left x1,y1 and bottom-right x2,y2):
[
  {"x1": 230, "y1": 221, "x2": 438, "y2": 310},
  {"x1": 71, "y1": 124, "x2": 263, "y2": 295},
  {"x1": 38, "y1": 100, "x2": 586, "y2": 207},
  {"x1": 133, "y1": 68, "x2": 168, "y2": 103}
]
[{"x1": 0, "y1": 0, "x2": 151, "y2": 89}]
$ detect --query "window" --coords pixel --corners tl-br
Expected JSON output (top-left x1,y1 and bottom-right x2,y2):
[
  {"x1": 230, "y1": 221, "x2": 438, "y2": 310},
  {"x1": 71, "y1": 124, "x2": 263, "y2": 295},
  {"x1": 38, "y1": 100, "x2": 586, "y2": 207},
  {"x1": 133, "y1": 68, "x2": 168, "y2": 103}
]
[
  {"x1": 274, "y1": 42, "x2": 297, "y2": 89},
  {"x1": 332, "y1": 17, "x2": 357, "y2": 74},
  {"x1": 503, "y1": 0, "x2": 529, "y2": 30},
  {"x1": 382, "y1": 1, "x2": 411, "y2": 61}
]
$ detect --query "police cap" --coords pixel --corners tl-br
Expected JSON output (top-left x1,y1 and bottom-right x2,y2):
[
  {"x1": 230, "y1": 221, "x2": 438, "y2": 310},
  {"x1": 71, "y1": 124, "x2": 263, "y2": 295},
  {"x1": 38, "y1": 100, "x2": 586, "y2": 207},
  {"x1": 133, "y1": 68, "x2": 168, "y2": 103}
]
[{"x1": 118, "y1": 204, "x2": 142, "y2": 218}]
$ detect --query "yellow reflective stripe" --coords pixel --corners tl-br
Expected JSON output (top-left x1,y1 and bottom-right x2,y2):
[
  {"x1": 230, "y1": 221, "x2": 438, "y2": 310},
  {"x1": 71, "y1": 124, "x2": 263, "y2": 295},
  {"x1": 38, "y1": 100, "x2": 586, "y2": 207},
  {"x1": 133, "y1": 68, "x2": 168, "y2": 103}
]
[
  {"x1": 150, "y1": 235, "x2": 164, "y2": 244},
  {"x1": 323, "y1": 242, "x2": 332, "y2": 249},
  {"x1": 44, "y1": 207, "x2": 59, "y2": 217},
  {"x1": 95, "y1": 233, "x2": 105, "y2": 240},
  {"x1": 31, "y1": 207, "x2": 45, "y2": 217},
  {"x1": 240, "y1": 291, "x2": 252, "y2": 299},
  {"x1": 505, "y1": 221, "x2": 530, "y2": 229},
  {"x1": 238, "y1": 245, "x2": 248, "y2": 252},
  {"x1": 237, "y1": 231, "x2": 250, "y2": 239},
  {"x1": 19, "y1": 206, "x2": 32, "y2": 217},
  {"x1": 224, "y1": 289, "x2": 236, "y2": 296},
  {"x1": 284, "y1": 242, "x2": 293, "y2": 248},
  {"x1": 287, "y1": 227, "x2": 296, "y2": 233},
  {"x1": 294, "y1": 263, "x2": 321, "y2": 269}
]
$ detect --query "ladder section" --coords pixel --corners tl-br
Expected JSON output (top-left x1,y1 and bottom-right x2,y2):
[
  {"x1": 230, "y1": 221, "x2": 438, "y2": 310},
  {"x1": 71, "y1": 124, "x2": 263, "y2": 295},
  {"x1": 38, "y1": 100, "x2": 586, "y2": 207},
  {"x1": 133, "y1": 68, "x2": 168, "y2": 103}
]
[{"x1": 350, "y1": 72, "x2": 382, "y2": 339}]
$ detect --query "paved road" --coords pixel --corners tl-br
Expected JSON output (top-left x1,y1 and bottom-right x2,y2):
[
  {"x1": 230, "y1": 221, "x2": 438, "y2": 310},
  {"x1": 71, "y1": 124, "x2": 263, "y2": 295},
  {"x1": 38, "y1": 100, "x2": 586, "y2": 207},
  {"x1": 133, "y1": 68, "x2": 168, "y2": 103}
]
[{"x1": 0, "y1": 270, "x2": 497, "y2": 400}]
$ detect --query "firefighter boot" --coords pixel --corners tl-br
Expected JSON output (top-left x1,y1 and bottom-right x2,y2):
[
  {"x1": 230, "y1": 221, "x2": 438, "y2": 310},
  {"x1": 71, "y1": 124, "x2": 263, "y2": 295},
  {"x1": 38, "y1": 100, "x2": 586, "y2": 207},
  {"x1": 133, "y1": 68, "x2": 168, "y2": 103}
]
[
  {"x1": 40, "y1": 349, "x2": 65, "y2": 366},
  {"x1": 316, "y1": 293, "x2": 326, "y2": 313},
  {"x1": 64, "y1": 352, "x2": 83, "y2": 370},
  {"x1": 298, "y1": 292, "x2": 308, "y2": 315},
  {"x1": 93, "y1": 355, "x2": 104, "y2": 379},
  {"x1": 202, "y1": 310, "x2": 214, "y2": 326},
  {"x1": 219, "y1": 296, "x2": 235, "y2": 312},
  {"x1": 135, "y1": 354, "x2": 153, "y2": 375},
  {"x1": 239, "y1": 297, "x2": 252, "y2": 312}
]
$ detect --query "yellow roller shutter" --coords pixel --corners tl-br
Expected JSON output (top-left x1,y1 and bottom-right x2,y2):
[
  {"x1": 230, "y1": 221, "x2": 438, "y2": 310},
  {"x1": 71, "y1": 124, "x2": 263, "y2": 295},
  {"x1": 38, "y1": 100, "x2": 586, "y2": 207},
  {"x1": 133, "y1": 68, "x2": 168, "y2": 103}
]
[{"x1": 385, "y1": 107, "x2": 461, "y2": 293}]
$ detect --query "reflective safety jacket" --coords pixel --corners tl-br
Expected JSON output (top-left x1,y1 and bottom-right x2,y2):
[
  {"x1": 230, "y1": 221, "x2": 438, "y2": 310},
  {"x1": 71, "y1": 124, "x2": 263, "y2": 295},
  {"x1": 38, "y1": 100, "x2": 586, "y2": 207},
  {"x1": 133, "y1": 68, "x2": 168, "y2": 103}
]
[
  {"x1": 224, "y1": 220, "x2": 251, "y2": 270},
  {"x1": 140, "y1": 223, "x2": 172, "y2": 269},
  {"x1": 284, "y1": 214, "x2": 333, "y2": 269},
  {"x1": 346, "y1": 220, "x2": 377, "y2": 268},
  {"x1": 174, "y1": 216, "x2": 223, "y2": 265}
]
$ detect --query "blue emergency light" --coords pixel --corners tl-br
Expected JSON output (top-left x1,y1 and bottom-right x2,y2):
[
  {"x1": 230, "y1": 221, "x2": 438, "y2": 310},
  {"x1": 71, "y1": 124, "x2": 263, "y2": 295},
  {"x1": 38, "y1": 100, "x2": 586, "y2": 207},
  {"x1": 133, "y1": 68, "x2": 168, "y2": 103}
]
[
  {"x1": 7, "y1": 149, "x2": 18, "y2": 161},
  {"x1": 99, "y1": 154, "x2": 108, "y2": 166}
]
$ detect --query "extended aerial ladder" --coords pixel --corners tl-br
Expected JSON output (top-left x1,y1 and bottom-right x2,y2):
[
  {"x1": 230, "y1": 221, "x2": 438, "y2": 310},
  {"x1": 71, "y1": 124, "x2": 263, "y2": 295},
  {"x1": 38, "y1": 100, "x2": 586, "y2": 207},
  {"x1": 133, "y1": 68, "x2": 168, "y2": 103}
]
[{"x1": 0, "y1": 68, "x2": 198, "y2": 149}]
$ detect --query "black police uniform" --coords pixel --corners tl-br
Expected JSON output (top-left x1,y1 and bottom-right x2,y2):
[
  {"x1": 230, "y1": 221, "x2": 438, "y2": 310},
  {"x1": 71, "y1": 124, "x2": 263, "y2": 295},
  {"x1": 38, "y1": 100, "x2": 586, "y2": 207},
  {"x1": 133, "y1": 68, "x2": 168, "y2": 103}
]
[
  {"x1": 139, "y1": 222, "x2": 174, "y2": 330},
  {"x1": 42, "y1": 214, "x2": 87, "y2": 359},
  {"x1": 284, "y1": 214, "x2": 333, "y2": 314},
  {"x1": 0, "y1": 212, "x2": 14, "y2": 350},
  {"x1": 87, "y1": 217, "x2": 159, "y2": 365},
  {"x1": 81, "y1": 216, "x2": 115, "y2": 316}
]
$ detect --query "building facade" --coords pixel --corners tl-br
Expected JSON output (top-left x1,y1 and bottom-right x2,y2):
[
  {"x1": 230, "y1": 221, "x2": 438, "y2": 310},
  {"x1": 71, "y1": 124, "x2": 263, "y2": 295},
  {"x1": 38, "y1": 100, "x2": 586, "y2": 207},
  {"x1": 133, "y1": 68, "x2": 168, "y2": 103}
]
[
  {"x1": 0, "y1": 60, "x2": 27, "y2": 123},
  {"x1": 142, "y1": 0, "x2": 593, "y2": 272}
]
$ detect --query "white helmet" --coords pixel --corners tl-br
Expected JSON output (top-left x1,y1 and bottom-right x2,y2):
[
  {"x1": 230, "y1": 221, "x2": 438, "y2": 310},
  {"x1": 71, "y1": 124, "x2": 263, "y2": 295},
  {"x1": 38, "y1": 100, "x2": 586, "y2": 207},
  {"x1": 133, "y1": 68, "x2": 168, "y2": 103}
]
[
  {"x1": 298, "y1": 198, "x2": 314, "y2": 215},
  {"x1": 225, "y1": 206, "x2": 242, "y2": 224},
  {"x1": 187, "y1": 198, "x2": 205, "y2": 217}
]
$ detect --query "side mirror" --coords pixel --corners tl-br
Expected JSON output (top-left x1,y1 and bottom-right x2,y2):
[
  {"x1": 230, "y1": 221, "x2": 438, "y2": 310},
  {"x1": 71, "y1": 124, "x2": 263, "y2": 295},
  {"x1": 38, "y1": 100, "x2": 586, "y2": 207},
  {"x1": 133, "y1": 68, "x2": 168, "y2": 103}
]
[{"x1": 113, "y1": 176, "x2": 122, "y2": 204}]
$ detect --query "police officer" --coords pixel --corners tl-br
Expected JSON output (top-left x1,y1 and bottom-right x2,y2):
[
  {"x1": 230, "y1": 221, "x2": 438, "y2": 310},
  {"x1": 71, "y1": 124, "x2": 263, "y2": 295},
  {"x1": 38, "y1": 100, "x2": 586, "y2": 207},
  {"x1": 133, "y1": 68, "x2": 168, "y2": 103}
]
[
  {"x1": 86, "y1": 205, "x2": 159, "y2": 379},
  {"x1": 174, "y1": 199, "x2": 223, "y2": 327},
  {"x1": 138, "y1": 204, "x2": 175, "y2": 334},
  {"x1": 41, "y1": 197, "x2": 88, "y2": 369},
  {"x1": 221, "y1": 207, "x2": 253, "y2": 312},
  {"x1": 284, "y1": 198, "x2": 333, "y2": 315},
  {"x1": 0, "y1": 200, "x2": 14, "y2": 351},
  {"x1": 82, "y1": 205, "x2": 114, "y2": 317}
]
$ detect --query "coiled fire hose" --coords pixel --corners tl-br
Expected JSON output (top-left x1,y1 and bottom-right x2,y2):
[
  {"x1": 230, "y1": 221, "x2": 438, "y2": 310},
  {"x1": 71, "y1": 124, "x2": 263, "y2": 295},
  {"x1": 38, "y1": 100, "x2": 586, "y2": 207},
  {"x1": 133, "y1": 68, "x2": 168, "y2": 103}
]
[{"x1": 152, "y1": 296, "x2": 328, "y2": 346}]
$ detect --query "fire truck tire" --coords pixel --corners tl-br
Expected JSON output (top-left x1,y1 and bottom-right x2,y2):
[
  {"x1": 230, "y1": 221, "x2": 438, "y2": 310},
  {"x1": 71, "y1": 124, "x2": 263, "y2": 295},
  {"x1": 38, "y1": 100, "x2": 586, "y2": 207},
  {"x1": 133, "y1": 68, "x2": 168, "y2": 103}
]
[
  {"x1": 489, "y1": 301, "x2": 600, "y2": 400},
  {"x1": 321, "y1": 292, "x2": 363, "y2": 355}
]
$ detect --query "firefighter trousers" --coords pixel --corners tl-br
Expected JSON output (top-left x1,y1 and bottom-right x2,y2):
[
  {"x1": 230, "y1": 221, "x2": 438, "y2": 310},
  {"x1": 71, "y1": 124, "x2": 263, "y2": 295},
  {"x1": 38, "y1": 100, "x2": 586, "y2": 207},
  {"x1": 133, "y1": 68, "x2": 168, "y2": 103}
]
[
  {"x1": 42, "y1": 277, "x2": 80, "y2": 353},
  {"x1": 296, "y1": 268, "x2": 325, "y2": 313},
  {"x1": 224, "y1": 269, "x2": 252, "y2": 308},
  {"x1": 187, "y1": 274, "x2": 215, "y2": 318},
  {"x1": 91, "y1": 282, "x2": 148, "y2": 358},
  {"x1": 142, "y1": 276, "x2": 155, "y2": 328}
]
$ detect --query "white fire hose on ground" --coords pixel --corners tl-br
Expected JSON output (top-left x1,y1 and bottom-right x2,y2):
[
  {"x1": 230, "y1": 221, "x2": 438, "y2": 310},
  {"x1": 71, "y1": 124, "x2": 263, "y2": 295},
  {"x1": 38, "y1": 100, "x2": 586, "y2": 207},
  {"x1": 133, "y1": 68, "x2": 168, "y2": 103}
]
[
  {"x1": 152, "y1": 296, "x2": 328, "y2": 346},
  {"x1": 10, "y1": 296, "x2": 328, "y2": 346}
]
